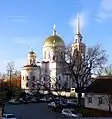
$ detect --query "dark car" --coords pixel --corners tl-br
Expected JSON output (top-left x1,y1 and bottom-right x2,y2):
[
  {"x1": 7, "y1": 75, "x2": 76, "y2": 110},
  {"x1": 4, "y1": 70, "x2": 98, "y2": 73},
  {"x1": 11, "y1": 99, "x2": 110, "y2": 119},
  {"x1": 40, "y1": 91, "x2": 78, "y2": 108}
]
[
  {"x1": 30, "y1": 98, "x2": 39, "y2": 103},
  {"x1": 22, "y1": 100, "x2": 29, "y2": 104}
]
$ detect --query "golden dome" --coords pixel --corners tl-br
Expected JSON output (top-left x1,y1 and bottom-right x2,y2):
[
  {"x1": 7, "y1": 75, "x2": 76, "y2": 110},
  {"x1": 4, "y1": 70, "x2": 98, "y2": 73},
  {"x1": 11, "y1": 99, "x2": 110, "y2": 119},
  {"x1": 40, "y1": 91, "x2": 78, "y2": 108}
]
[
  {"x1": 28, "y1": 49, "x2": 36, "y2": 57},
  {"x1": 29, "y1": 51, "x2": 35, "y2": 55},
  {"x1": 44, "y1": 35, "x2": 65, "y2": 46},
  {"x1": 44, "y1": 24, "x2": 65, "y2": 46}
]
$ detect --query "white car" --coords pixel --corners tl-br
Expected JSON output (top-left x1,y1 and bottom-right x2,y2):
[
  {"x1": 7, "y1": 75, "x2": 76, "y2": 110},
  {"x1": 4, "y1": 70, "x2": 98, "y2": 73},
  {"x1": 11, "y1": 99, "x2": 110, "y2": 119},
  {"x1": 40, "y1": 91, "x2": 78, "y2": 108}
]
[
  {"x1": 48, "y1": 102, "x2": 56, "y2": 108},
  {"x1": 9, "y1": 99, "x2": 19, "y2": 104},
  {"x1": 40, "y1": 98, "x2": 47, "y2": 102},
  {"x1": 31, "y1": 98, "x2": 37, "y2": 103},
  {"x1": 18, "y1": 98, "x2": 23, "y2": 102},
  {"x1": 67, "y1": 100, "x2": 77, "y2": 105},
  {"x1": 61, "y1": 108, "x2": 82, "y2": 118},
  {"x1": 2, "y1": 113, "x2": 17, "y2": 119}
]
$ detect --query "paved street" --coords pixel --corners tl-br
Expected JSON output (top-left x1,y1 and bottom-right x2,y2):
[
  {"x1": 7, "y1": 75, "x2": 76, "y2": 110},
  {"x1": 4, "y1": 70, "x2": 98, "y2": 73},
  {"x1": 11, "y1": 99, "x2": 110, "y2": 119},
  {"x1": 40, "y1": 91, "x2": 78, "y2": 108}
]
[
  {"x1": 4, "y1": 103, "x2": 61, "y2": 119},
  {"x1": 4, "y1": 103, "x2": 112, "y2": 119}
]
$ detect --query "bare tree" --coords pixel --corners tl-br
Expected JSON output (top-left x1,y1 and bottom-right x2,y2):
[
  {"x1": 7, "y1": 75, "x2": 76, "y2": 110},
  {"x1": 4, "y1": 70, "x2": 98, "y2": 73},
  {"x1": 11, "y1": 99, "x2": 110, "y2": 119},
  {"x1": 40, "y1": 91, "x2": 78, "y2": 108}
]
[
  {"x1": 0, "y1": 73, "x2": 7, "y2": 91},
  {"x1": 102, "y1": 95, "x2": 112, "y2": 112},
  {"x1": 6, "y1": 61, "x2": 17, "y2": 90},
  {"x1": 57, "y1": 44, "x2": 107, "y2": 106},
  {"x1": 106, "y1": 95, "x2": 112, "y2": 112},
  {"x1": 104, "y1": 64, "x2": 112, "y2": 76},
  {"x1": 29, "y1": 72, "x2": 68, "y2": 101},
  {"x1": 101, "y1": 65, "x2": 112, "y2": 112}
]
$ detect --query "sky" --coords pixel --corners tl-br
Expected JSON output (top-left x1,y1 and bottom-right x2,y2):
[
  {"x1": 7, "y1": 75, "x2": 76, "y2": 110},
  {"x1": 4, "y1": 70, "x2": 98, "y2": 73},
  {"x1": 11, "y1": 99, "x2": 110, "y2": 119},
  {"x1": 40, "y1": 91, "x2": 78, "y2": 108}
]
[{"x1": 0, "y1": 0, "x2": 112, "y2": 72}]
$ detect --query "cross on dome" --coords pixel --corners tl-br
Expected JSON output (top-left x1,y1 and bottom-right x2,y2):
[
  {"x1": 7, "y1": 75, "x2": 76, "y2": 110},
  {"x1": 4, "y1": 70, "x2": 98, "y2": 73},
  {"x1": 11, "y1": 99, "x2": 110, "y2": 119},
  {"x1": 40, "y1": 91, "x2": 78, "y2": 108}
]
[
  {"x1": 53, "y1": 24, "x2": 56, "y2": 30},
  {"x1": 30, "y1": 46, "x2": 33, "y2": 52},
  {"x1": 52, "y1": 24, "x2": 56, "y2": 35}
]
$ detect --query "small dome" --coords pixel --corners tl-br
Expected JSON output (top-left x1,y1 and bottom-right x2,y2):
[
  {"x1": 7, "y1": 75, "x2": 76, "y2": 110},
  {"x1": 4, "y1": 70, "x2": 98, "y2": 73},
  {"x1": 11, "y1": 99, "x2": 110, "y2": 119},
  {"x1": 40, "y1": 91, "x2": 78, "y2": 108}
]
[
  {"x1": 29, "y1": 51, "x2": 35, "y2": 55},
  {"x1": 28, "y1": 50, "x2": 36, "y2": 57},
  {"x1": 44, "y1": 35, "x2": 65, "y2": 46}
]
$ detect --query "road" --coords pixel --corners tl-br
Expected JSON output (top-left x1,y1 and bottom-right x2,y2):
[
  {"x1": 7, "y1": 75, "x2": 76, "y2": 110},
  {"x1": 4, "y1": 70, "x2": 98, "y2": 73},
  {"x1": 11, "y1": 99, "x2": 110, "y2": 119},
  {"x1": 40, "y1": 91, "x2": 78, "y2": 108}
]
[
  {"x1": 4, "y1": 103, "x2": 112, "y2": 119},
  {"x1": 4, "y1": 103, "x2": 61, "y2": 119}
]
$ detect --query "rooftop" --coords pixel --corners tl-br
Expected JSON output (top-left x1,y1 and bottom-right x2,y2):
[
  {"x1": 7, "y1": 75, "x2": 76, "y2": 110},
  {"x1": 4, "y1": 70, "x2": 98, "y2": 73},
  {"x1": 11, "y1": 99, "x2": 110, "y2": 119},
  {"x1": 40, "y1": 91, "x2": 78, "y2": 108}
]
[{"x1": 86, "y1": 79, "x2": 112, "y2": 94}]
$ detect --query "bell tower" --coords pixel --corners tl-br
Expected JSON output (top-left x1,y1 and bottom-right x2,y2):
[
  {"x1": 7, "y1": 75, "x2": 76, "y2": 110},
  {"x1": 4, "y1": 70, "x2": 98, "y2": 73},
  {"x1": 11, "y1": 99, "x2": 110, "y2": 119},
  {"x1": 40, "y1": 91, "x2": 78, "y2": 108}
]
[
  {"x1": 72, "y1": 14, "x2": 86, "y2": 60},
  {"x1": 27, "y1": 48, "x2": 36, "y2": 65}
]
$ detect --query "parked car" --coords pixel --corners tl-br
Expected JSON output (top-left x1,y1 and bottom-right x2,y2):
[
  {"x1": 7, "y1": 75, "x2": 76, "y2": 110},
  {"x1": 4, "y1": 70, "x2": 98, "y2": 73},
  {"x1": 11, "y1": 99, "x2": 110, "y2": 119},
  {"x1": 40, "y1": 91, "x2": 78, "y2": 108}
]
[
  {"x1": 47, "y1": 97, "x2": 53, "y2": 101},
  {"x1": 8, "y1": 99, "x2": 19, "y2": 105},
  {"x1": 18, "y1": 98, "x2": 23, "y2": 103},
  {"x1": 18, "y1": 98, "x2": 29, "y2": 104},
  {"x1": 48, "y1": 102, "x2": 56, "y2": 108},
  {"x1": 2, "y1": 113, "x2": 17, "y2": 119},
  {"x1": 22, "y1": 100, "x2": 29, "y2": 104},
  {"x1": 30, "y1": 98, "x2": 38, "y2": 103},
  {"x1": 48, "y1": 101, "x2": 67, "y2": 109},
  {"x1": 67, "y1": 100, "x2": 77, "y2": 107},
  {"x1": 61, "y1": 108, "x2": 82, "y2": 118},
  {"x1": 58, "y1": 101, "x2": 67, "y2": 107},
  {"x1": 40, "y1": 98, "x2": 49, "y2": 102}
]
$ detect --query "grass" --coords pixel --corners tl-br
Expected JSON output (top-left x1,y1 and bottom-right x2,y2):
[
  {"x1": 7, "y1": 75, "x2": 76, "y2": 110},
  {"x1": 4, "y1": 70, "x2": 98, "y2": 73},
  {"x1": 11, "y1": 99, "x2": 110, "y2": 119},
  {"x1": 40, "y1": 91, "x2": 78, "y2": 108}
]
[{"x1": 75, "y1": 107, "x2": 112, "y2": 117}]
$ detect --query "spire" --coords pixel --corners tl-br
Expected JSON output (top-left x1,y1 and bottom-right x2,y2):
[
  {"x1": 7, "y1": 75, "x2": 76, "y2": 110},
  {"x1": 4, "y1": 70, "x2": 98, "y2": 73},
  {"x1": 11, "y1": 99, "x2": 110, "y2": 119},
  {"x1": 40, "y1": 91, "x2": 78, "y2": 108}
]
[
  {"x1": 74, "y1": 13, "x2": 83, "y2": 43},
  {"x1": 76, "y1": 14, "x2": 80, "y2": 34},
  {"x1": 52, "y1": 24, "x2": 56, "y2": 35}
]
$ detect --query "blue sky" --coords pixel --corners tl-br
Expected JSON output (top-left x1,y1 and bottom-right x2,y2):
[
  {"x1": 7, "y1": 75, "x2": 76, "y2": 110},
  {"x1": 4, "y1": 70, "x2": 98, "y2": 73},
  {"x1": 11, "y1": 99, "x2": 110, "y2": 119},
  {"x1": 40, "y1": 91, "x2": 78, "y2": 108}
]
[{"x1": 0, "y1": 0, "x2": 112, "y2": 72}]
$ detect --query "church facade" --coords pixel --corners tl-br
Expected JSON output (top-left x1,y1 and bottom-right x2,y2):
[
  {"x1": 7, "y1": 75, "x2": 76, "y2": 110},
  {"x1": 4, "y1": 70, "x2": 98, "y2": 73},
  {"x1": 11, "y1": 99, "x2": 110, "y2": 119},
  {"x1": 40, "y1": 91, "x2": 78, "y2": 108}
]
[{"x1": 21, "y1": 16, "x2": 86, "y2": 93}]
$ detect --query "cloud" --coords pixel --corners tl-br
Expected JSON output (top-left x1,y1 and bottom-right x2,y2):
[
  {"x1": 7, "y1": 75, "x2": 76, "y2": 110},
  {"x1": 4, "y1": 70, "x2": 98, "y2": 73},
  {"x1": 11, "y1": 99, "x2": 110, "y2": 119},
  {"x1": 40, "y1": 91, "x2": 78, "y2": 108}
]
[
  {"x1": 7, "y1": 16, "x2": 28, "y2": 22},
  {"x1": 97, "y1": 0, "x2": 112, "y2": 21},
  {"x1": 101, "y1": 0, "x2": 112, "y2": 11},
  {"x1": 0, "y1": 59, "x2": 26, "y2": 73},
  {"x1": 69, "y1": 12, "x2": 88, "y2": 33}
]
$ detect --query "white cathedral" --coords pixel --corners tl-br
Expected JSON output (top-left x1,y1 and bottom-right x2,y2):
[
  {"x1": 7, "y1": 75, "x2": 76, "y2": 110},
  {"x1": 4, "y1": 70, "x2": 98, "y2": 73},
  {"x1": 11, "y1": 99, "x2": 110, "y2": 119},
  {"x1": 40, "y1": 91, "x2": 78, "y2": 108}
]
[{"x1": 21, "y1": 16, "x2": 85, "y2": 93}]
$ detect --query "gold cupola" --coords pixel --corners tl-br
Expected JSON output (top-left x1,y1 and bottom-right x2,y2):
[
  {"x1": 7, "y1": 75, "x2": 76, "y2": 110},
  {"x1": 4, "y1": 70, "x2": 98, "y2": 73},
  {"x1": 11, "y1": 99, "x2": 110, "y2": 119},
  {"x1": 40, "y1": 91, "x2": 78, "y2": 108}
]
[{"x1": 44, "y1": 24, "x2": 65, "y2": 46}]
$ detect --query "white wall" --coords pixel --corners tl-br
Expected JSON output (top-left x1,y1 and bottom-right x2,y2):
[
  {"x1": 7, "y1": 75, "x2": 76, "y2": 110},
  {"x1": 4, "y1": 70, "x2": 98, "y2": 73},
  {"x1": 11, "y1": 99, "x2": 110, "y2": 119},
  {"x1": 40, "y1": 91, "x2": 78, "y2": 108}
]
[
  {"x1": 21, "y1": 66, "x2": 40, "y2": 93},
  {"x1": 85, "y1": 93, "x2": 111, "y2": 111}
]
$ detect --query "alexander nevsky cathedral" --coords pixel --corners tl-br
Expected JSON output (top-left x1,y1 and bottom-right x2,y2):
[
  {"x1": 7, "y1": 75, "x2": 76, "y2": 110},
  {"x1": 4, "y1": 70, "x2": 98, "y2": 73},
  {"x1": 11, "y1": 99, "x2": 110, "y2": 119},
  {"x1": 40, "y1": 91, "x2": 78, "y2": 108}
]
[{"x1": 21, "y1": 16, "x2": 85, "y2": 93}]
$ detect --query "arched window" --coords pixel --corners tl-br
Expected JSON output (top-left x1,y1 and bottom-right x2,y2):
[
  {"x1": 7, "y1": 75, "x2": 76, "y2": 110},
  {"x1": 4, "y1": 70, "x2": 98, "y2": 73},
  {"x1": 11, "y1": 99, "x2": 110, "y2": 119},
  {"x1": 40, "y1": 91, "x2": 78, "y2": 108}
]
[
  {"x1": 26, "y1": 82, "x2": 28, "y2": 87},
  {"x1": 75, "y1": 39, "x2": 78, "y2": 43},
  {"x1": 32, "y1": 76, "x2": 35, "y2": 80},
  {"x1": 59, "y1": 76, "x2": 61, "y2": 80},
  {"x1": 66, "y1": 75, "x2": 68, "y2": 80},
  {"x1": 32, "y1": 83, "x2": 35, "y2": 88},
  {"x1": 44, "y1": 77, "x2": 46, "y2": 81},
  {"x1": 33, "y1": 59, "x2": 35, "y2": 63},
  {"x1": 53, "y1": 55, "x2": 55, "y2": 60},
  {"x1": 57, "y1": 56, "x2": 58, "y2": 61},
  {"x1": 30, "y1": 59, "x2": 32, "y2": 64},
  {"x1": 26, "y1": 76, "x2": 28, "y2": 80}
]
